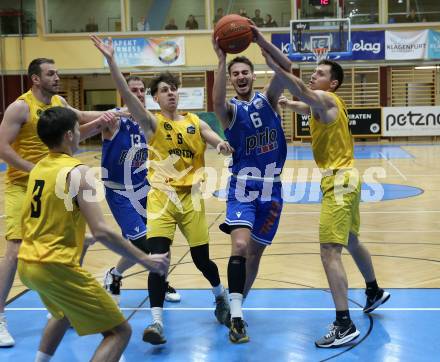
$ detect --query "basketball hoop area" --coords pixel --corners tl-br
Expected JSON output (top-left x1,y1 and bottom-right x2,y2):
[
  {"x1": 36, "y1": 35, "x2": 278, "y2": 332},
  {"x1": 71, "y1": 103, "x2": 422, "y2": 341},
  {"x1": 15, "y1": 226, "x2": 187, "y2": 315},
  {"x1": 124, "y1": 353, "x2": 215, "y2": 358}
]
[{"x1": 289, "y1": 18, "x2": 352, "y2": 63}]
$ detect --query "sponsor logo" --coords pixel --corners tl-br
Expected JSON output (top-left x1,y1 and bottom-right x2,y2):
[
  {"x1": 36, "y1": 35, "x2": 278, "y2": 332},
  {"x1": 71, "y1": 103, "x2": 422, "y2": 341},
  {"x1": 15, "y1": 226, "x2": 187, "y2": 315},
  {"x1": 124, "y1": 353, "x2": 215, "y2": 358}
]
[
  {"x1": 352, "y1": 40, "x2": 381, "y2": 54},
  {"x1": 235, "y1": 211, "x2": 242, "y2": 218},
  {"x1": 187, "y1": 125, "x2": 196, "y2": 134},
  {"x1": 385, "y1": 111, "x2": 440, "y2": 131},
  {"x1": 245, "y1": 127, "x2": 278, "y2": 155},
  {"x1": 164, "y1": 122, "x2": 172, "y2": 131},
  {"x1": 166, "y1": 134, "x2": 172, "y2": 141},
  {"x1": 168, "y1": 148, "x2": 194, "y2": 159},
  {"x1": 119, "y1": 148, "x2": 148, "y2": 167},
  {"x1": 370, "y1": 123, "x2": 380, "y2": 133}
]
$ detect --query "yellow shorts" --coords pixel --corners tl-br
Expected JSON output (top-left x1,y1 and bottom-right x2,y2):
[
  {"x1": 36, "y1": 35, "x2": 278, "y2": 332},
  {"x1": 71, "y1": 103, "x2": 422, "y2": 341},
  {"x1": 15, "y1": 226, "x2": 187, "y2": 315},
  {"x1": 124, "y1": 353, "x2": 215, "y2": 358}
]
[
  {"x1": 18, "y1": 260, "x2": 125, "y2": 336},
  {"x1": 319, "y1": 170, "x2": 360, "y2": 245},
  {"x1": 5, "y1": 182, "x2": 27, "y2": 241},
  {"x1": 147, "y1": 187, "x2": 209, "y2": 247}
]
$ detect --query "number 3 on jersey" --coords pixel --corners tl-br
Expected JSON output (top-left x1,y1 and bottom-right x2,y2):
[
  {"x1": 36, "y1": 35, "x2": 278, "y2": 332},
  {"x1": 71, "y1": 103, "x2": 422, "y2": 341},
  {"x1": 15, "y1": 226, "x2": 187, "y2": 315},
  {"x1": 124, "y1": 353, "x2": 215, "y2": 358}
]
[
  {"x1": 250, "y1": 112, "x2": 262, "y2": 128},
  {"x1": 31, "y1": 180, "x2": 45, "y2": 218}
]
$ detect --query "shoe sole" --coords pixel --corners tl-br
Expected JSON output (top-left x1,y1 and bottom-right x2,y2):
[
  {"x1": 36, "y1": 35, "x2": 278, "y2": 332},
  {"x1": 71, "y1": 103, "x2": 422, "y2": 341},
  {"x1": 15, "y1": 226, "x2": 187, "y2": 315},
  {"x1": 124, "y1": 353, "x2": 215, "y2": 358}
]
[
  {"x1": 142, "y1": 331, "x2": 166, "y2": 345},
  {"x1": 0, "y1": 342, "x2": 14, "y2": 348},
  {"x1": 229, "y1": 334, "x2": 250, "y2": 344},
  {"x1": 363, "y1": 292, "x2": 391, "y2": 313},
  {"x1": 165, "y1": 295, "x2": 181, "y2": 303},
  {"x1": 315, "y1": 329, "x2": 360, "y2": 348}
]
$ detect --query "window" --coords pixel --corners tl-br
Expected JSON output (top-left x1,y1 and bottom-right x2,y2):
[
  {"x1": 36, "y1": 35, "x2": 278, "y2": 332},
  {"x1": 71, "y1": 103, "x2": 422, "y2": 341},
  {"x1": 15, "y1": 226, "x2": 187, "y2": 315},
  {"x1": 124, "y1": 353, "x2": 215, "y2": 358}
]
[
  {"x1": 45, "y1": 0, "x2": 121, "y2": 33},
  {"x1": 343, "y1": 0, "x2": 379, "y2": 25},
  {"x1": 0, "y1": 0, "x2": 36, "y2": 35},
  {"x1": 388, "y1": 0, "x2": 440, "y2": 24},
  {"x1": 130, "y1": 0, "x2": 206, "y2": 31},
  {"x1": 214, "y1": 0, "x2": 291, "y2": 28}
]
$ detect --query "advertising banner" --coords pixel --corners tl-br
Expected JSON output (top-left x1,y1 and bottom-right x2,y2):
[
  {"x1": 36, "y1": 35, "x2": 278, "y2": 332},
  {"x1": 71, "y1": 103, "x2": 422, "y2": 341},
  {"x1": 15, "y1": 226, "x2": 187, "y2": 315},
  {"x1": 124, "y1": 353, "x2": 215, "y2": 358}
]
[
  {"x1": 382, "y1": 106, "x2": 440, "y2": 136},
  {"x1": 296, "y1": 108, "x2": 382, "y2": 137},
  {"x1": 146, "y1": 87, "x2": 204, "y2": 110},
  {"x1": 385, "y1": 30, "x2": 428, "y2": 60},
  {"x1": 428, "y1": 29, "x2": 440, "y2": 60},
  {"x1": 103, "y1": 37, "x2": 185, "y2": 67},
  {"x1": 271, "y1": 31, "x2": 385, "y2": 60}
]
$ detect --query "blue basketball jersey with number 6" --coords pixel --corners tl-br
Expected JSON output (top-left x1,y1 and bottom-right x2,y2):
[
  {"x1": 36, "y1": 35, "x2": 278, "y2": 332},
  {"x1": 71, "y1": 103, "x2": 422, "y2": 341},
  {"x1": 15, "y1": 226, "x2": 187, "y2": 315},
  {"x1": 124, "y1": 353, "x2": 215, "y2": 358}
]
[
  {"x1": 225, "y1": 92, "x2": 287, "y2": 177},
  {"x1": 101, "y1": 113, "x2": 147, "y2": 186}
]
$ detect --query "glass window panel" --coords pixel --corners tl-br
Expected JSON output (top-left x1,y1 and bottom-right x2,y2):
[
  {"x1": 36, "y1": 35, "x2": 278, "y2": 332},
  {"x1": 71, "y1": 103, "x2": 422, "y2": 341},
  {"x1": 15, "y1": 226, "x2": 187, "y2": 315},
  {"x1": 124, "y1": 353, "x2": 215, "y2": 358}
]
[
  {"x1": 213, "y1": 0, "x2": 291, "y2": 28},
  {"x1": 299, "y1": 0, "x2": 337, "y2": 20},
  {"x1": 0, "y1": 0, "x2": 36, "y2": 35},
  {"x1": 45, "y1": 0, "x2": 121, "y2": 33},
  {"x1": 129, "y1": 0, "x2": 206, "y2": 31},
  {"x1": 343, "y1": 0, "x2": 379, "y2": 25},
  {"x1": 388, "y1": 0, "x2": 440, "y2": 24}
]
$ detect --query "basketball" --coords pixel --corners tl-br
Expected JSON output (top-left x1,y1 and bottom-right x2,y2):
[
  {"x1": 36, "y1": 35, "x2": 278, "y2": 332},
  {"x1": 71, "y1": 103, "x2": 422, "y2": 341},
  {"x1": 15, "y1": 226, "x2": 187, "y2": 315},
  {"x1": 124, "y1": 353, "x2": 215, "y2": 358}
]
[{"x1": 214, "y1": 14, "x2": 253, "y2": 54}]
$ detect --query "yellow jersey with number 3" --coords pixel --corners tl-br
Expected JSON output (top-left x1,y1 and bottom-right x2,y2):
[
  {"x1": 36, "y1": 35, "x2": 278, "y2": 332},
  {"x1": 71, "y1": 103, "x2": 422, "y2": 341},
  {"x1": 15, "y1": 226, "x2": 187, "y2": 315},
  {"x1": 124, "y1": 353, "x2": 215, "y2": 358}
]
[
  {"x1": 7, "y1": 89, "x2": 64, "y2": 184},
  {"x1": 309, "y1": 92, "x2": 354, "y2": 170},
  {"x1": 18, "y1": 153, "x2": 85, "y2": 266},
  {"x1": 148, "y1": 113, "x2": 206, "y2": 189}
]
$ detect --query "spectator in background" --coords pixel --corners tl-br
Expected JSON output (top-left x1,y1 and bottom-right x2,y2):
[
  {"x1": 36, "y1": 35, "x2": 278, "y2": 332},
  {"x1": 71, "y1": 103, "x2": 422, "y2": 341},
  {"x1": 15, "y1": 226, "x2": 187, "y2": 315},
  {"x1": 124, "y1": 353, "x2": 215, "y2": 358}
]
[
  {"x1": 85, "y1": 17, "x2": 98, "y2": 32},
  {"x1": 165, "y1": 18, "x2": 178, "y2": 30},
  {"x1": 239, "y1": 8, "x2": 249, "y2": 19},
  {"x1": 136, "y1": 16, "x2": 150, "y2": 31},
  {"x1": 214, "y1": 7, "x2": 224, "y2": 25},
  {"x1": 406, "y1": 8, "x2": 420, "y2": 23},
  {"x1": 185, "y1": 15, "x2": 199, "y2": 30},
  {"x1": 251, "y1": 9, "x2": 264, "y2": 27},
  {"x1": 264, "y1": 14, "x2": 278, "y2": 27}
]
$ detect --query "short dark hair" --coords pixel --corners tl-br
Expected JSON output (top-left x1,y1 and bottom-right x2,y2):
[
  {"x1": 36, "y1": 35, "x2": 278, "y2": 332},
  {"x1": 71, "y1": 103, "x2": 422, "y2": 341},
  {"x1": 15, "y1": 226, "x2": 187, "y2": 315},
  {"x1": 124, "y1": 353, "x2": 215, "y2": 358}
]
[
  {"x1": 28, "y1": 58, "x2": 55, "y2": 79},
  {"x1": 149, "y1": 72, "x2": 180, "y2": 96},
  {"x1": 37, "y1": 107, "x2": 78, "y2": 149},
  {"x1": 126, "y1": 75, "x2": 146, "y2": 87},
  {"x1": 318, "y1": 59, "x2": 344, "y2": 90},
  {"x1": 227, "y1": 56, "x2": 254, "y2": 75}
]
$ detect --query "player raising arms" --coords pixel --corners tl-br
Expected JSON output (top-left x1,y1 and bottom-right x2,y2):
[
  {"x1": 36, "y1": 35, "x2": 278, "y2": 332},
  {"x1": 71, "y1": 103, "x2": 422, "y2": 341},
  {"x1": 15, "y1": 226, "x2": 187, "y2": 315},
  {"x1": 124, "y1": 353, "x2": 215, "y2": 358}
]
[
  {"x1": 212, "y1": 27, "x2": 288, "y2": 343},
  {"x1": 256, "y1": 27, "x2": 390, "y2": 347},
  {"x1": 91, "y1": 35, "x2": 233, "y2": 345}
]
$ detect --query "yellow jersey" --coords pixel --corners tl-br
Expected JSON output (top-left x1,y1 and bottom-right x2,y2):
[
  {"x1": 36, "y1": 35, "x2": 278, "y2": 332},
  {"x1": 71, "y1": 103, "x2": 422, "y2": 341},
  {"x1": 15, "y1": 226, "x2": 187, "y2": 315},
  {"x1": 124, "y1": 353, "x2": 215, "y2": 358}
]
[
  {"x1": 7, "y1": 89, "x2": 64, "y2": 184},
  {"x1": 18, "y1": 153, "x2": 85, "y2": 266},
  {"x1": 309, "y1": 92, "x2": 354, "y2": 170},
  {"x1": 148, "y1": 113, "x2": 206, "y2": 189}
]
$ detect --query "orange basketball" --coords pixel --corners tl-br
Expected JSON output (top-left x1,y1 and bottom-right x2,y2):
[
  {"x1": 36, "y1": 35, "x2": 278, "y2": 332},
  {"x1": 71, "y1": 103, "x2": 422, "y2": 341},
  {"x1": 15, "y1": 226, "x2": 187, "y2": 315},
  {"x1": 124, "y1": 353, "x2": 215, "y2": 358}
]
[{"x1": 214, "y1": 14, "x2": 253, "y2": 54}]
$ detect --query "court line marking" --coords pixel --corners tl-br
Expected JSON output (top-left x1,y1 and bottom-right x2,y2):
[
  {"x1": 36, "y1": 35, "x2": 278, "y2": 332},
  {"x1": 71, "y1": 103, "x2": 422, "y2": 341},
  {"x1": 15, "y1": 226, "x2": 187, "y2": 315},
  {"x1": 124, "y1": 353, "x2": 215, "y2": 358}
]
[
  {"x1": 379, "y1": 152, "x2": 407, "y2": 181},
  {"x1": 6, "y1": 307, "x2": 440, "y2": 311}
]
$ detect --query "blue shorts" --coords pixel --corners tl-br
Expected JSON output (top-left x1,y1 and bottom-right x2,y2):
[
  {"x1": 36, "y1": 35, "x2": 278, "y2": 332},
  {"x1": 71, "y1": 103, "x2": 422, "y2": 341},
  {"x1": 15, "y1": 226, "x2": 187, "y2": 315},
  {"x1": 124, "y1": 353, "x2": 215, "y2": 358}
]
[
  {"x1": 220, "y1": 177, "x2": 283, "y2": 246},
  {"x1": 105, "y1": 183, "x2": 148, "y2": 240}
]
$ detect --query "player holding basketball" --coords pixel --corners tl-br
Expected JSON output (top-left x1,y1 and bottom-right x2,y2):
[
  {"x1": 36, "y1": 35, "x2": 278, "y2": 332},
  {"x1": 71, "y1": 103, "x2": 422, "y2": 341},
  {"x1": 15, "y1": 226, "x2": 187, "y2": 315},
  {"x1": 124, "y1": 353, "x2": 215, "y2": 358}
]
[
  {"x1": 256, "y1": 28, "x2": 390, "y2": 347},
  {"x1": 0, "y1": 58, "x2": 118, "y2": 347},
  {"x1": 91, "y1": 35, "x2": 233, "y2": 345},
  {"x1": 212, "y1": 28, "x2": 288, "y2": 343},
  {"x1": 18, "y1": 106, "x2": 169, "y2": 362},
  {"x1": 101, "y1": 75, "x2": 180, "y2": 304}
]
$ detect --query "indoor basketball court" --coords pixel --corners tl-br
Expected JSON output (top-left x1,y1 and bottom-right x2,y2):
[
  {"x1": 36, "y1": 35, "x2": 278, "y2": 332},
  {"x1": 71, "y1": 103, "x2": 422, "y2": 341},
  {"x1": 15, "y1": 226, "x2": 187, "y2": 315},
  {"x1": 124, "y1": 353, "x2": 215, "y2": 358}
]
[{"x1": 1, "y1": 0, "x2": 440, "y2": 361}]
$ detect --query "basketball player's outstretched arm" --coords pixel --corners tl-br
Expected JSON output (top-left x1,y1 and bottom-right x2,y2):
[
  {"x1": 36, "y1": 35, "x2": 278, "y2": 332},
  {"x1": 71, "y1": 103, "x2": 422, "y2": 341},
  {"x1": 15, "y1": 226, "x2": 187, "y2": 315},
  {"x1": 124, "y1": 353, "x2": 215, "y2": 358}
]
[
  {"x1": 212, "y1": 36, "x2": 234, "y2": 129},
  {"x1": 90, "y1": 35, "x2": 157, "y2": 136},
  {"x1": 200, "y1": 120, "x2": 234, "y2": 155},
  {"x1": 250, "y1": 25, "x2": 289, "y2": 108},
  {"x1": 278, "y1": 95, "x2": 310, "y2": 116}
]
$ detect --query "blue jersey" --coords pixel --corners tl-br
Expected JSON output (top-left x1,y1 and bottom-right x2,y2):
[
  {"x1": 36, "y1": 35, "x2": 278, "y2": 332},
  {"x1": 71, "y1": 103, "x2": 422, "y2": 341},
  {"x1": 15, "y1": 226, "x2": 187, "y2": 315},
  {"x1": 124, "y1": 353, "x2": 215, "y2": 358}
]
[
  {"x1": 101, "y1": 115, "x2": 147, "y2": 186},
  {"x1": 225, "y1": 92, "x2": 287, "y2": 178}
]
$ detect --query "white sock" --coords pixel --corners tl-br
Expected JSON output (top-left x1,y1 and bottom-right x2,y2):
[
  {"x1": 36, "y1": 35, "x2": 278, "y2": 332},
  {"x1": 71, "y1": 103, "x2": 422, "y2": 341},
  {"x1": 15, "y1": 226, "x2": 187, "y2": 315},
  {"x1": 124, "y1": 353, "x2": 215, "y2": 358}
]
[
  {"x1": 229, "y1": 293, "x2": 243, "y2": 319},
  {"x1": 35, "y1": 351, "x2": 52, "y2": 362},
  {"x1": 118, "y1": 354, "x2": 126, "y2": 362},
  {"x1": 151, "y1": 307, "x2": 163, "y2": 326},
  {"x1": 112, "y1": 267, "x2": 123, "y2": 277},
  {"x1": 212, "y1": 284, "x2": 225, "y2": 298}
]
